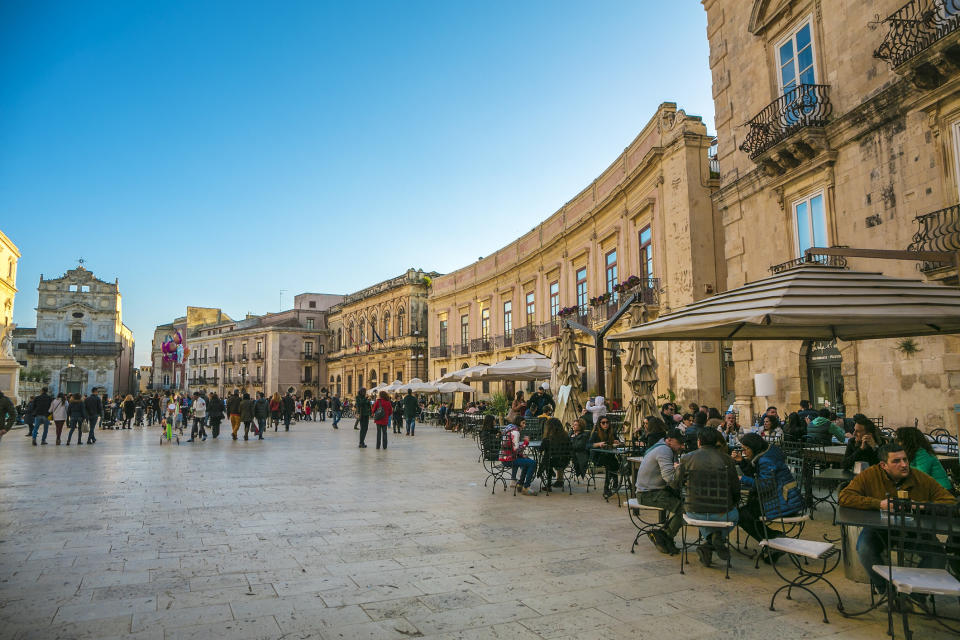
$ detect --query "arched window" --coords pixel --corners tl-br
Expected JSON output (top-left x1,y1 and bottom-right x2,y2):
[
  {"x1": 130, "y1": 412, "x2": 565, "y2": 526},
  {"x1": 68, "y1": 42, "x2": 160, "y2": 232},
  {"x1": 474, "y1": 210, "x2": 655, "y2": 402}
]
[
  {"x1": 370, "y1": 315, "x2": 377, "y2": 341},
  {"x1": 397, "y1": 307, "x2": 405, "y2": 336},
  {"x1": 359, "y1": 320, "x2": 365, "y2": 344},
  {"x1": 337, "y1": 328, "x2": 342, "y2": 350},
  {"x1": 383, "y1": 312, "x2": 391, "y2": 339},
  {"x1": 348, "y1": 323, "x2": 355, "y2": 345}
]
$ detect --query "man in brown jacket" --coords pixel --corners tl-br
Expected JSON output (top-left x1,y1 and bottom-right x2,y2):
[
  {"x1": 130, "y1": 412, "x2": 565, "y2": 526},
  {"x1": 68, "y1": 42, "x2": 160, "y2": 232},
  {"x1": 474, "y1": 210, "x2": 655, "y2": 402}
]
[{"x1": 838, "y1": 443, "x2": 956, "y2": 592}]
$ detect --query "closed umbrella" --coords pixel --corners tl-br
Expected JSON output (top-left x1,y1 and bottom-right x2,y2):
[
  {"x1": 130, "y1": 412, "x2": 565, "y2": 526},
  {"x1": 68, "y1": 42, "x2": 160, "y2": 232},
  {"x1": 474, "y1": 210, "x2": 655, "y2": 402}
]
[
  {"x1": 552, "y1": 326, "x2": 584, "y2": 427},
  {"x1": 622, "y1": 338, "x2": 658, "y2": 443}
]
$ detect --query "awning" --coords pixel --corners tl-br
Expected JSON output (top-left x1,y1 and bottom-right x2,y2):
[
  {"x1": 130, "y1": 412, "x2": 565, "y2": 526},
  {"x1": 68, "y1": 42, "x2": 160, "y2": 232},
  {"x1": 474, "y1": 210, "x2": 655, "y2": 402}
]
[
  {"x1": 608, "y1": 265, "x2": 960, "y2": 342},
  {"x1": 462, "y1": 353, "x2": 552, "y2": 382}
]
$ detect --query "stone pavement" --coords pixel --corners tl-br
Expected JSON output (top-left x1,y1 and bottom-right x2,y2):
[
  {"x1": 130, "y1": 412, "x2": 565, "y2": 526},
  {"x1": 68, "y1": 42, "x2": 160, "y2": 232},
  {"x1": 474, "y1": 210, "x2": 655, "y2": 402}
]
[{"x1": 0, "y1": 420, "x2": 955, "y2": 640}]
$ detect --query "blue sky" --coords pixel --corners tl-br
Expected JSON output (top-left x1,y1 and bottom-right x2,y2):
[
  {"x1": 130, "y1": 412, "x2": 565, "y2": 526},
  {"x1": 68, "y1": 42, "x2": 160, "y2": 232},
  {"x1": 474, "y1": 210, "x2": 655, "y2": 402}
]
[{"x1": 1, "y1": 1, "x2": 713, "y2": 366}]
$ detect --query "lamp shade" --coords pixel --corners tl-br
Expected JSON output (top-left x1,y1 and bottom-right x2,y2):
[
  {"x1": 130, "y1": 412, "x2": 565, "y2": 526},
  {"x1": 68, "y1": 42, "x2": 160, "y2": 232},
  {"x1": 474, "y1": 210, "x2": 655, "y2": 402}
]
[{"x1": 754, "y1": 373, "x2": 776, "y2": 397}]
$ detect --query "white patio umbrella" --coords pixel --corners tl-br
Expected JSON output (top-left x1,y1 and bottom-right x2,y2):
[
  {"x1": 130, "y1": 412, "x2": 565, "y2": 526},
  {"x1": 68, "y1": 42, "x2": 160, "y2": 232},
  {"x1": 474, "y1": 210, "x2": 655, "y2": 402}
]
[
  {"x1": 608, "y1": 265, "x2": 960, "y2": 343},
  {"x1": 381, "y1": 379, "x2": 404, "y2": 393},
  {"x1": 401, "y1": 378, "x2": 438, "y2": 393},
  {"x1": 437, "y1": 364, "x2": 488, "y2": 383},
  {"x1": 434, "y1": 381, "x2": 474, "y2": 393},
  {"x1": 462, "y1": 353, "x2": 553, "y2": 382}
]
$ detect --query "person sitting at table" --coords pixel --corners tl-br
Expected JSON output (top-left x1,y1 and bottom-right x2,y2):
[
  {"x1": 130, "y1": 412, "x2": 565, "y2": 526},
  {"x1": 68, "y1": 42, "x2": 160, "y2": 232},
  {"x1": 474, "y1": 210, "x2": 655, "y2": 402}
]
[
  {"x1": 838, "y1": 443, "x2": 955, "y2": 594},
  {"x1": 499, "y1": 419, "x2": 538, "y2": 496},
  {"x1": 806, "y1": 408, "x2": 841, "y2": 445},
  {"x1": 734, "y1": 433, "x2": 803, "y2": 557},
  {"x1": 896, "y1": 426, "x2": 952, "y2": 490},
  {"x1": 683, "y1": 411, "x2": 707, "y2": 452},
  {"x1": 672, "y1": 427, "x2": 740, "y2": 568},
  {"x1": 570, "y1": 417, "x2": 590, "y2": 479},
  {"x1": 841, "y1": 414, "x2": 884, "y2": 472},
  {"x1": 720, "y1": 411, "x2": 739, "y2": 437},
  {"x1": 759, "y1": 414, "x2": 783, "y2": 440},
  {"x1": 589, "y1": 414, "x2": 621, "y2": 499},
  {"x1": 636, "y1": 427, "x2": 685, "y2": 555},
  {"x1": 782, "y1": 412, "x2": 805, "y2": 442},
  {"x1": 540, "y1": 417, "x2": 571, "y2": 488},
  {"x1": 639, "y1": 415, "x2": 667, "y2": 448}
]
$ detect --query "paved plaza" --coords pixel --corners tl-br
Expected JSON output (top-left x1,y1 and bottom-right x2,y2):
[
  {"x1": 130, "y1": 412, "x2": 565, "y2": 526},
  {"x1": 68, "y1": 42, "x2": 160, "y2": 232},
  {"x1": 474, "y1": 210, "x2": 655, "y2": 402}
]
[{"x1": 0, "y1": 420, "x2": 954, "y2": 640}]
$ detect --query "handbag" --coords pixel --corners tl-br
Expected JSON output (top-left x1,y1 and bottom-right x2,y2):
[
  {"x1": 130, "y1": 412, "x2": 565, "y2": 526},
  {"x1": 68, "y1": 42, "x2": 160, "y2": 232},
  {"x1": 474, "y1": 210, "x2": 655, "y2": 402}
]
[{"x1": 372, "y1": 402, "x2": 385, "y2": 421}]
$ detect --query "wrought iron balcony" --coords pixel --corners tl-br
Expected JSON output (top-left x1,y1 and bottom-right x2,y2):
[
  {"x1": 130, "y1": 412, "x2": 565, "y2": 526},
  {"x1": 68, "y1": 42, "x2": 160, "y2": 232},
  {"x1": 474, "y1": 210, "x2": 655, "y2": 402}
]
[
  {"x1": 209, "y1": 355, "x2": 218, "y2": 363},
  {"x1": 300, "y1": 377, "x2": 317, "y2": 384},
  {"x1": 470, "y1": 337, "x2": 493, "y2": 353},
  {"x1": 538, "y1": 321, "x2": 560, "y2": 339},
  {"x1": 875, "y1": 0, "x2": 960, "y2": 73},
  {"x1": 223, "y1": 355, "x2": 235, "y2": 363},
  {"x1": 455, "y1": 343, "x2": 470, "y2": 356},
  {"x1": 430, "y1": 345, "x2": 451, "y2": 359},
  {"x1": 494, "y1": 334, "x2": 513, "y2": 350},
  {"x1": 300, "y1": 352, "x2": 318, "y2": 360},
  {"x1": 27, "y1": 341, "x2": 123, "y2": 357},
  {"x1": 908, "y1": 203, "x2": 960, "y2": 272},
  {"x1": 770, "y1": 253, "x2": 849, "y2": 274},
  {"x1": 252, "y1": 352, "x2": 264, "y2": 360},
  {"x1": 739, "y1": 84, "x2": 832, "y2": 173},
  {"x1": 513, "y1": 325, "x2": 537, "y2": 344}
]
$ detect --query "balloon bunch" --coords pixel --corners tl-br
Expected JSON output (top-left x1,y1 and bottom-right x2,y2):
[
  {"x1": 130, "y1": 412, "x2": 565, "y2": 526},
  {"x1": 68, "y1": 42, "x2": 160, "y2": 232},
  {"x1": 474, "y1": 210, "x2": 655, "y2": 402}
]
[{"x1": 161, "y1": 330, "x2": 190, "y2": 364}]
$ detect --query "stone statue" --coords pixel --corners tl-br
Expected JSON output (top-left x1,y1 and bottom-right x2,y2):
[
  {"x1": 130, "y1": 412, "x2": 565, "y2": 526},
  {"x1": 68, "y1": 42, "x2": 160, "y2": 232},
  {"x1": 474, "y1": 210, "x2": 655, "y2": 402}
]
[{"x1": 0, "y1": 323, "x2": 14, "y2": 360}]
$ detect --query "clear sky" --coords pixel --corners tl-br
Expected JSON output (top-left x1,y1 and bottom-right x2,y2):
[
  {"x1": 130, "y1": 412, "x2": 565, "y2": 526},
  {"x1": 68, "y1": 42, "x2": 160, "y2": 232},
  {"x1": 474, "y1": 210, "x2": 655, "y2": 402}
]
[{"x1": 1, "y1": 1, "x2": 713, "y2": 366}]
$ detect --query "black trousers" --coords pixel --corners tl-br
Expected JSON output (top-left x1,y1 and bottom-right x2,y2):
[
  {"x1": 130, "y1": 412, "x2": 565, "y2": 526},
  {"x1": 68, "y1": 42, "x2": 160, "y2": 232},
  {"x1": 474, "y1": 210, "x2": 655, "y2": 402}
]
[
  {"x1": 377, "y1": 424, "x2": 388, "y2": 449},
  {"x1": 358, "y1": 415, "x2": 369, "y2": 445},
  {"x1": 191, "y1": 417, "x2": 207, "y2": 438},
  {"x1": 209, "y1": 416, "x2": 221, "y2": 438}
]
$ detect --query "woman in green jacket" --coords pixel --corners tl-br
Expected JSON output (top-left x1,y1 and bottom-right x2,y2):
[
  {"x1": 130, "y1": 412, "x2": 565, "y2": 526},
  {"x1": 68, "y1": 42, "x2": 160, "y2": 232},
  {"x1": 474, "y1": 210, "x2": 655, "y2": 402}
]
[{"x1": 896, "y1": 426, "x2": 952, "y2": 491}]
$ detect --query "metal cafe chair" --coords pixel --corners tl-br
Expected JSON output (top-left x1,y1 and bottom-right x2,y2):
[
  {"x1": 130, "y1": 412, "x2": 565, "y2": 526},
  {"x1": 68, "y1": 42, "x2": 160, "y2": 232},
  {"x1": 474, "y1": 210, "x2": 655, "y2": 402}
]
[
  {"x1": 679, "y1": 467, "x2": 738, "y2": 580},
  {"x1": 538, "y1": 437, "x2": 574, "y2": 496},
  {"x1": 479, "y1": 431, "x2": 508, "y2": 494},
  {"x1": 876, "y1": 499, "x2": 960, "y2": 640},
  {"x1": 755, "y1": 479, "x2": 841, "y2": 623},
  {"x1": 627, "y1": 492, "x2": 668, "y2": 554}
]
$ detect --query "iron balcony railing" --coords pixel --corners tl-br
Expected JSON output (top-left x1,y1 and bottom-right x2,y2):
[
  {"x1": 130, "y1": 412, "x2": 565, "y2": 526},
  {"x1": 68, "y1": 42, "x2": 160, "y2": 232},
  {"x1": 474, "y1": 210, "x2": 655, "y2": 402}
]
[
  {"x1": 470, "y1": 337, "x2": 493, "y2": 352},
  {"x1": 209, "y1": 355, "x2": 218, "y2": 363},
  {"x1": 455, "y1": 343, "x2": 470, "y2": 356},
  {"x1": 28, "y1": 341, "x2": 123, "y2": 356},
  {"x1": 252, "y1": 352, "x2": 264, "y2": 361},
  {"x1": 430, "y1": 345, "x2": 451, "y2": 359},
  {"x1": 223, "y1": 355, "x2": 235, "y2": 363},
  {"x1": 875, "y1": 0, "x2": 960, "y2": 68},
  {"x1": 494, "y1": 334, "x2": 513, "y2": 350},
  {"x1": 538, "y1": 320, "x2": 560, "y2": 339},
  {"x1": 770, "y1": 253, "x2": 849, "y2": 274},
  {"x1": 908, "y1": 203, "x2": 960, "y2": 270},
  {"x1": 739, "y1": 84, "x2": 832, "y2": 159},
  {"x1": 301, "y1": 352, "x2": 318, "y2": 360},
  {"x1": 513, "y1": 325, "x2": 537, "y2": 344}
]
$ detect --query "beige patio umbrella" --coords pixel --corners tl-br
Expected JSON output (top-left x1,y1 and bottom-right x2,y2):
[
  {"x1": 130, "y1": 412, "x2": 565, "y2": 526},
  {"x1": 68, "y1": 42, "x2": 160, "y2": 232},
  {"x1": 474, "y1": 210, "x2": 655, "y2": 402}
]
[
  {"x1": 461, "y1": 353, "x2": 553, "y2": 382},
  {"x1": 622, "y1": 338, "x2": 658, "y2": 443},
  {"x1": 437, "y1": 364, "x2": 488, "y2": 383},
  {"x1": 552, "y1": 326, "x2": 584, "y2": 427},
  {"x1": 608, "y1": 265, "x2": 960, "y2": 343}
]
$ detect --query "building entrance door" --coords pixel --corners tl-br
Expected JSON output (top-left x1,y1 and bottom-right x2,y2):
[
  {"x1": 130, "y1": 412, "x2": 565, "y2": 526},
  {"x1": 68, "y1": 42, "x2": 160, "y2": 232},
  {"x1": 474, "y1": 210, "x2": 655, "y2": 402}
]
[
  {"x1": 61, "y1": 366, "x2": 85, "y2": 395},
  {"x1": 806, "y1": 340, "x2": 843, "y2": 412}
]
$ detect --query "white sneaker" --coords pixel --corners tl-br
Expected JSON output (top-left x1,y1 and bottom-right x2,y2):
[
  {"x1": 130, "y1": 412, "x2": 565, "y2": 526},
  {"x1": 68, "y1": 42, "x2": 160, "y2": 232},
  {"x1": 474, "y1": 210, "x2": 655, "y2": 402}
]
[{"x1": 523, "y1": 487, "x2": 538, "y2": 496}]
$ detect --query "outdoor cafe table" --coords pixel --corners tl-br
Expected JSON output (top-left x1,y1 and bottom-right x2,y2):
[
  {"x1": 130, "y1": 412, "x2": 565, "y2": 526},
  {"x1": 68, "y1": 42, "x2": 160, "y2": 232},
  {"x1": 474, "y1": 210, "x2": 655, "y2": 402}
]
[{"x1": 824, "y1": 444, "x2": 956, "y2": 466}]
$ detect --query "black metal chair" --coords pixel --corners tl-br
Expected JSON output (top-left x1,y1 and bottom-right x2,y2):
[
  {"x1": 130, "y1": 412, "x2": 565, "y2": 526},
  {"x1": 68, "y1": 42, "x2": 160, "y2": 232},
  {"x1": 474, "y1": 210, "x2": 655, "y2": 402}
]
[
  {"x1": 875, "y1": 499, "x2": 960, "y2": 640},
  {"x1": 755, "y1": 478, "x2": 841, "y2": 623},
  {"x1": 679, "y1": 467, "x2": 738, "y2": 579},
  {"x1": 539, "y1": 437, "x2": 574, "y2": 495},
  {"x1": 479, "y1": 430, "x2": 508, "y2": 494},
  {"x1": 520, "y1": 417, "x2": 542, "y2": 440}
]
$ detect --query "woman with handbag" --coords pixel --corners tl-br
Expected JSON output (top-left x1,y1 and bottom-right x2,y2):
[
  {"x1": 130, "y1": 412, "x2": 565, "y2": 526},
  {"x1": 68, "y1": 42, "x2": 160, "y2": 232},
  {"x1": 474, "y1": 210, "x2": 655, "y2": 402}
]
[
  {"x1": 371, "y1": 390, "x2": 393, "y2": 450},
  {"x1": 51, "y1": 392, "x2": 67, "y2": 445}
]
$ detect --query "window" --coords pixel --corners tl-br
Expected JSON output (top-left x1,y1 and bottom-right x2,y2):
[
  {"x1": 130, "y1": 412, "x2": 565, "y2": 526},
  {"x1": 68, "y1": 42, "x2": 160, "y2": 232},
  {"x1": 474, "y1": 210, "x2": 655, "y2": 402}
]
[
  {"x1": 347, "y1": 374, "x2": 352, "y2": 394},
  {"x1": 777, "y1": 21, "x2": 816, "y2": 93},
  {"x1": 348, "y1": 323, "x2": 354, "y2": 345},
  {"x1": 256, "y1": 341, "x2": 262, "y2": 355},
  {"x1": 549, "y1": 281, "x2": 559, "y2": 320},
  {"x1": 306, "y1": 318, "x2": 314, "y2": 330},
  {"x1": 503, "y1": 301, "x2": 512, "y2": 334},
  {"x1": 605, "y1": 249, "x2": 618, "y2": 300},
  {"x1": 460, "y1": 314, "x2": 469, "y2": 345},
  {"x1": 639, "y1": 226, "x2": 653, "y2": 280},
  {"x1": 525, "y1": 292, "x2": 535, "y2": 325},
  {"x1": 337, "y1": 328, "x2": 342, "y2": 349},
  {"x1": 383, "y1": 312, "x2": 391, "y2": 339},
  {"x1": 481, "y1": 308, "x2": 490, "y2": 339},
  {"x1": 359, "y1": 322, "x2": 365, "y2": 344},
  {"x1": 370, "y1": 315, "x2": 377, "y2": 341},
  {"x1": 576, "y1": 268, "x2": 588, "y2": 311},
  {"x1": 482, "y1": 381, "x2": 490, "y2": 393},
  {"x1": 397, "y1": 308, "x2": 405, "y2": 336},
  {"x1": 71, "y1": 329, "x2": 82, "y2": 344},
  {"x1": 439, "y1": 318, "x2": 448, "y2": 346},
  {"x1": 256, "y1": 366, "x2": 262, "y2": 378},
  {"x1": 383, "y1": 372, "x2": 388, "y2": 384},
  {"x1": 241, "y1": 343, "x2": 247, "y2": 358},
  {"x1": 304, "y1": 366, "x2": 312, "y2": 383},
  {"x1": 319, "y1": 344, "x2": 324, "y2": 354},
  {"x1": 953, "y1": 120, "x2": 960, "y2": 201},
  {"x1": 358, "y1": 373, "x2": 363, "y2": 389},
  {"x1": 309, "y1": 301, "x2": 316, "y2": 308},
  {"x1": 793, "y1": 191, "x2": 827, "y2": 257},
  {"x1": 304, "y1": 342, "x2": 313, "y2": 356},
  {"x1": 81, "y1": 285, "x2": 90, "y2": 293},
  {"x1": 228, "y1": 344, "x2": 233, "y2": 357},
  {"x1": 69, "y1": 284, "x2": 78, "y2": 292}
]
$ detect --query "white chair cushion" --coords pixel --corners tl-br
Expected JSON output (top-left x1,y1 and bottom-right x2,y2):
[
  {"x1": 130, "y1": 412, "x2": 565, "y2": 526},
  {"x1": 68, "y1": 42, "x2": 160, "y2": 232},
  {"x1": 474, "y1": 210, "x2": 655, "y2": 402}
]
[
  {"x1": 870, "y1": 566, "x2": 960, "y2": 596},
  {"x1": 682, "y1": 514, "x2": 735, "y2": 528},
  {"x1": 628, "y1": 498, "x2": 663, "y2": 512},
  {"x1": 760, "y1": 514, "x2": 810, "y2": 524},
  {"x1": 760, "y1": 537, "x2": 834, "y2": 560}
]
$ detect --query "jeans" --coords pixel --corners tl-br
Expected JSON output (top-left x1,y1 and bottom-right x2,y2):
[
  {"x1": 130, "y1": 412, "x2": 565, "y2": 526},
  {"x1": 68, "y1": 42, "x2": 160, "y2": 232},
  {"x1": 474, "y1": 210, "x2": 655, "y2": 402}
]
[
  {"x1": 191, "y1": 417, "x2": 207, "y2": 438},
  {"x1": 332, "y1": 410, "x2": 341, "y2": 426},
  {"x1": 376, "y1": 424, "x2": 388, "y2": 449},
  {"x1": 406, "y1": 417, "x2": 415, "y2": 435},
  {"x1": 639, "y1": 489, "x2": 684, "y2": 538},
  {"x1": 32, "y1": 416, "x2": 50, "y2": 442},
  {"x1": 358, "y1": 415, "x2": 369, "y2": 445},
  {"x1": 66, "y1": 415, "x2": 84, "y2": 444},
  {"x1": 857, "y1": 526, "x2": 945, "y2": 591},
  {"x1": 686, "y1": 508, "x2": 739, "y2": 543},
  {"x1": 507, "y1": 458, "x2": 537, "y2": 488},
  {"x1": 87, "y1": 415, "x2": 98, "y2": 442},
  {"x1": 283, "y1": 412, "x2": 292, "y2": 430}
]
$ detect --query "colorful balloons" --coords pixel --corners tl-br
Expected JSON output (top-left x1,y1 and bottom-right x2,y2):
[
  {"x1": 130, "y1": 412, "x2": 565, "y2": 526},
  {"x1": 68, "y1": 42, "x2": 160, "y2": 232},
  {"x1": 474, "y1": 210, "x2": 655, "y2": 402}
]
[{"x1": 161, "y1": 330, "x2": 189, "y2": 363}]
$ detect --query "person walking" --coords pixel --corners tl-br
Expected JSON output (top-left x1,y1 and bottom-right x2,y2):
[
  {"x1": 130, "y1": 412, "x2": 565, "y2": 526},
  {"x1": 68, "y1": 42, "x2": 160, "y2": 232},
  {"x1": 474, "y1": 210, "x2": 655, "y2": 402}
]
[
  {"x1": 269, "y1": 392, "x2": 282, "y2": 431},
  {"x1": 227, "y1": 390, "x2": 242, "y2": 440},
  {"x1": 330, "y1": 394, "x2": 341, "y2": 429},
  {"x1": 281, "y1": 390, "x2": 295, "y2": 431},
  {"x1": 65, "y1": 393, "x2": 87, "y2": 446},
  {"x1": 239, "y1": 393, "x2": 255, "y2": 441},
  {"x1": 122, "y1": 394, "x2": 135, "y2": 429},
  {"x1": 207, "y1": 392, "x2": 224, "y2": 438},
  {"x1": 402, "y1": 389, "x2": 419, "y2": 436},
  {"x1": 355, "y1": 388, "x2": 371, "y2": 448},
  {"x1": 50, "y1": 392, "x2": 67, "y2": 445},
  {"x1": 372, "y1": 390, "x2": 393, "y2": 450},
  {"x1": 188, "y1": 392, "x2": 207, "y2": 442},
  {"x1": 317, "y1": 395, "x2": 327, "y2": 422},
  {"x1": 84, "y1": 390, "x2": 102, "y2": 443},
  {"x1": 31, "y1": 386, "x2": 53, "y2": 445},
  {"x1": 253, "y1": 392, "x2": 268, "y2": 440}
]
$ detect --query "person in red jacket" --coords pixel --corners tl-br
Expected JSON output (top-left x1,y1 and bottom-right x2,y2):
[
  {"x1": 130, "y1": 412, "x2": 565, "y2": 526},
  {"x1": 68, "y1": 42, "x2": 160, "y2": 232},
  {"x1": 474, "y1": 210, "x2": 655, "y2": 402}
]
[{"x1": 371, "y1": 390, "x2": 393, "y2": 450}]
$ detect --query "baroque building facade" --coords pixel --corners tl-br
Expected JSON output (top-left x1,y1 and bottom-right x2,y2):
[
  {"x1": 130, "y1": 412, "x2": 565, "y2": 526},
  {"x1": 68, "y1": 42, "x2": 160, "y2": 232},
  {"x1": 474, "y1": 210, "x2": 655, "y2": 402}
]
[
  {"x1": 702, "y1": 0, "x2": 960, "y2": 426},
  {"x1": 16, "y1": 266, "x2": 135, "y2": 397},
  {"x1": 325, "y1": 269, "x2": 436, "y2": 398},
  {"x1": 428, "y1": 103, "x2": 724, "y2": 406},
  {"x1": 0, "y1": 229, "x2": 20, "y2": 399}
]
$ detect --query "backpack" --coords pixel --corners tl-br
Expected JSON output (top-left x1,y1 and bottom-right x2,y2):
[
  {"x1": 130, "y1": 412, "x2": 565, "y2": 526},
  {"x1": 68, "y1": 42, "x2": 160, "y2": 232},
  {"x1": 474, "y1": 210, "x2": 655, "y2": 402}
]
[{"x1": 372, "y1": 400, "x2": 385, "y2": 421}]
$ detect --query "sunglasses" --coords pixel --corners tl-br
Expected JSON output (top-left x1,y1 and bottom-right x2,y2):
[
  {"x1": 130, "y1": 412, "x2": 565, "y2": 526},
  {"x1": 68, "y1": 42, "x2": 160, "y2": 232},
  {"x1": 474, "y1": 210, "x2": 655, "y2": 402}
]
[{"x1": 599, "y1": 420, "x2": 609, "y2": 424}]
